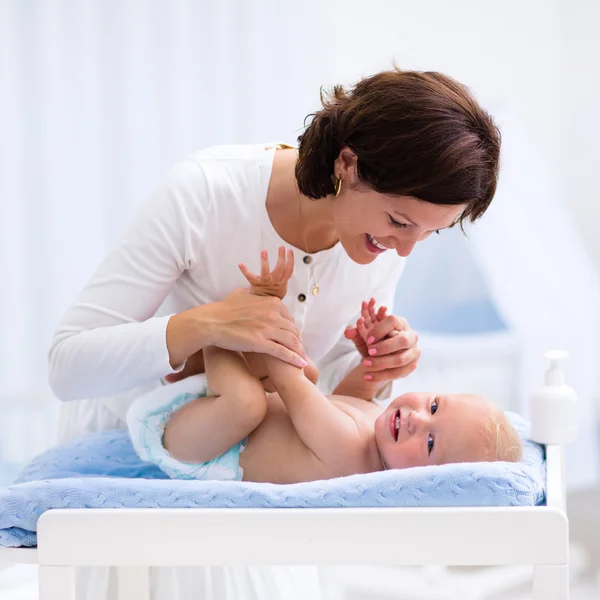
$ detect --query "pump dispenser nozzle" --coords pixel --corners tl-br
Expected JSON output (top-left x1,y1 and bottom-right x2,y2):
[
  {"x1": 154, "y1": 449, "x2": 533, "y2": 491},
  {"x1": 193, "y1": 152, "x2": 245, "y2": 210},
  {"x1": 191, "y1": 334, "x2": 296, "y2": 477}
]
[{"x1": 544, "y1": 350, "x2": 568, "y2": 385}]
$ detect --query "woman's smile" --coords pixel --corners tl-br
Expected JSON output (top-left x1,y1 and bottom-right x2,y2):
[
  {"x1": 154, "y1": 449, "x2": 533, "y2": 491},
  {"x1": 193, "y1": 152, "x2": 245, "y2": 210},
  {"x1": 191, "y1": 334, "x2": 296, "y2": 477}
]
[{"x1": 365, "y1": 233, "x2": 388, "y2": 254}]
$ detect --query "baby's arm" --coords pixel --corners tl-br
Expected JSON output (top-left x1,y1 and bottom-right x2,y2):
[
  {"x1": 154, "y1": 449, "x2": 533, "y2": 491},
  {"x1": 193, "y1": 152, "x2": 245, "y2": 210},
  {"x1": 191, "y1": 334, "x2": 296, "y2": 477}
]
[
  {"x1": 239, "y1": 249, "x2": 359, "y2": 466},
  {"x1": 262, "y1": 354, "x2": 361, "y2": 467}
]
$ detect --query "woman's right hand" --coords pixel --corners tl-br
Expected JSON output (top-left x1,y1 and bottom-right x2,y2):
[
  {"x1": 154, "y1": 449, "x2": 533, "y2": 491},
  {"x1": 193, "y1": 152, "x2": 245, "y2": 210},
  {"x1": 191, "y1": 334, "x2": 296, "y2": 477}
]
[
  {"x1": 205, "y1": 288, "x2": 306, "y2": 365},
  {"x1": 166, "y1": 288, "x2": 307, "y2": 374}
]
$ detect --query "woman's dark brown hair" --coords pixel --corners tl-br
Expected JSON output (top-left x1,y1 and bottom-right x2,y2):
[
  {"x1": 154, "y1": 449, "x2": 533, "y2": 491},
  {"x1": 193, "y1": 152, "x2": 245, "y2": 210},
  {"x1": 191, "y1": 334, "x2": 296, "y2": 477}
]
[{"x1": 295, "y1": 67, "x2": 501, "y2": 225}]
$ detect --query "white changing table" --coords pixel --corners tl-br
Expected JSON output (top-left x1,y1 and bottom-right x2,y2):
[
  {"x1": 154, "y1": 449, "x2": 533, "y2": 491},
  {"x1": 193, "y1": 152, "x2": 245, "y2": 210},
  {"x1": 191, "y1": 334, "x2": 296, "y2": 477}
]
[
  {"x1": 0, "y1": 447, "x2": 568, "y2": 600},
  {"x1": 0, "y1": 385, "x2": 571, "y2": 600}
]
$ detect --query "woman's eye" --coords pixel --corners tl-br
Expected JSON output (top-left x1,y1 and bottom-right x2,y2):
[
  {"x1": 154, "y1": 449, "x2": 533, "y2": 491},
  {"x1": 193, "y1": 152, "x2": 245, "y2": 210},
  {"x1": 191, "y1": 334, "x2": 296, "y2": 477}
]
[
  {"x1": 431, "y1": 399, "x2": 438, "y2": 415},
  {"x1": 428, "y1": 434, "x2": 435, "y2": 455},
  {"x1": 388, "y1": 214, "x2": 408, "y2": 229},
  {"x1": 434, "y1": 230, "x2": 440, "y2": 235}
]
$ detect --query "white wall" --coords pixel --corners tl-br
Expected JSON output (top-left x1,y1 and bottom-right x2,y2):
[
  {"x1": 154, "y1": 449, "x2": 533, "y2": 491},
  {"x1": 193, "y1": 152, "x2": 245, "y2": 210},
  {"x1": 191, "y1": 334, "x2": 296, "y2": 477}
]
[
  {"x1": 324, "y1": 0, "x2": 600, "y2": 276},
  {"x1": 560, "y1": 0, "x2": 600, "y2": 273},
  {"x1": 324, "y1": 0, "x2": 563, "y2": 181}
]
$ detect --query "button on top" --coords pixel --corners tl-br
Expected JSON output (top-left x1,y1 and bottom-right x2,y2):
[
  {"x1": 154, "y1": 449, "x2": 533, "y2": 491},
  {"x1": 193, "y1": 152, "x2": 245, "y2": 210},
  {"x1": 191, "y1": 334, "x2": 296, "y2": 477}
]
[
  {"x1": 303, "y1": 255, "x2": 312, "y2": 264},
  {"x1": 297, "y1": 293, "x2": 307, "y2": 302}
]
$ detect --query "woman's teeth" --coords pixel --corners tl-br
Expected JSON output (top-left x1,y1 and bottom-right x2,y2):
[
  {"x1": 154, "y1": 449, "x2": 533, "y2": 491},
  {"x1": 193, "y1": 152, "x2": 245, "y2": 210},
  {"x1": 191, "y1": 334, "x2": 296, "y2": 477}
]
[
  {"x1": 394, "y1": 410, "x2": 400, "y2": 441},
  {"x1": 367, "y1": 234, "x2": 387, "y2": 251}
]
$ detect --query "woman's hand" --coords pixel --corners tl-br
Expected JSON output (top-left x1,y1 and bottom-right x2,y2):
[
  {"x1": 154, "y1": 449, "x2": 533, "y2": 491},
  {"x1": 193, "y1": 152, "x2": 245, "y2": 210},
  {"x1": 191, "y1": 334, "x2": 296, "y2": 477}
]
[
  {"x1": 194, "y1": 287, "x2": 307, "y2": 367},
  {"x1": 166, "y1": 249, "x2": 306, "y2": 382},
  {"x1": 344, "y1": 298, "x2": 420, "y2": 384}
]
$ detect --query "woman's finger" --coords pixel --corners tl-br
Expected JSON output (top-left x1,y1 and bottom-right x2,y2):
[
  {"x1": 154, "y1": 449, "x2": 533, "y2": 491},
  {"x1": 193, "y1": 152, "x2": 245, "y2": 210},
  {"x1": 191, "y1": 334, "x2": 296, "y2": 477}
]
[
  {"x1": 362, "y1": 346, "x2": 420, "y2": 372},
  {"x1": 275, "y1": 315, "x2": 302, "y2": 340},
  {"x1": 363, "y1": 360, "x2": 419, "y2": 383},
  {"x1": 276, "y1": 298, "x2": 297, "y2": 323},
  {"x1": 262, "y1": 341, "x2": 307, "y2": 368},
  {"x1": 368, "y1": 328, "x2": 418, "y2": 355},
  {"x1": 367, "y1": 314, "x2": 410, "y2": 343},
  {"x1": 270, "y1": 328, "x2": 305, "y2": 355}
]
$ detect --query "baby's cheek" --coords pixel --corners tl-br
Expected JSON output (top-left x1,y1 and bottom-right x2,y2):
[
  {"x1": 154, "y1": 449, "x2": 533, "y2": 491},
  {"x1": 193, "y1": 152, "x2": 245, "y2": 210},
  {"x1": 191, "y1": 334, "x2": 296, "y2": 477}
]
[{"x1": 397, "y1": 438, "x2": 425, "y2": 469}]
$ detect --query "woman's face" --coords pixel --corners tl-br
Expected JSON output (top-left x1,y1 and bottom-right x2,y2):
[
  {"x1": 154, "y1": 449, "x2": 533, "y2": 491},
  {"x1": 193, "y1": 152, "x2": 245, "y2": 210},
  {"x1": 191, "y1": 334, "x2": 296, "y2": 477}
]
[{"x1": 332, "y1": 148, "x2": 467, "y2": 265}]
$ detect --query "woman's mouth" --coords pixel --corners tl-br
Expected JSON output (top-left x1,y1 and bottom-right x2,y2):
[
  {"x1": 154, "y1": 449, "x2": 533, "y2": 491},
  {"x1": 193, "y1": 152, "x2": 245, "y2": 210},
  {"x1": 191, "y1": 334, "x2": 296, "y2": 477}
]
[
  {"x1": 365, "y1": 233, "x2": 388, "y2": 254},
  {"x1": 389, "y1": 409, "x2": 401, "y2": 441}
]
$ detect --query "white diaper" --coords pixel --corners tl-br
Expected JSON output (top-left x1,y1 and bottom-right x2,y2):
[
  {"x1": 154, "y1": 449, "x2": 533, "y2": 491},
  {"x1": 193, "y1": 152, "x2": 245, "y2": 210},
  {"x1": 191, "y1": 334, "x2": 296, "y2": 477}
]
[{"x1": 126, "y1": 375, "x2": 246, "y2": 481}]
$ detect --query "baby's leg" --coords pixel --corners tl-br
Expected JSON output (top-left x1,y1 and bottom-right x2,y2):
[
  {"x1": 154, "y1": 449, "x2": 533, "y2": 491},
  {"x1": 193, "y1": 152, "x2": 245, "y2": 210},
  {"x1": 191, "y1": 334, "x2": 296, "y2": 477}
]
[
  {"x1": 303, "y1": 358, "x2": 319, "y2": 385},
  {"x1": 163, "y1": 346, "x2": 267, "y2": 463},
  {"x1": 244, "y1": 353, "x2": 319, "y2": 390}
]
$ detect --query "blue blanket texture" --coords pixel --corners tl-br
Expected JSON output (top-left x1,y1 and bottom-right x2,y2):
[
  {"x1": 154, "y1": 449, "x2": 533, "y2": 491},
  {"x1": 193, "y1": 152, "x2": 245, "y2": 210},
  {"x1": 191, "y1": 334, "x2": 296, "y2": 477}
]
[{"x1": 0, "y1": 412, "x2": 545, "y2": 547}]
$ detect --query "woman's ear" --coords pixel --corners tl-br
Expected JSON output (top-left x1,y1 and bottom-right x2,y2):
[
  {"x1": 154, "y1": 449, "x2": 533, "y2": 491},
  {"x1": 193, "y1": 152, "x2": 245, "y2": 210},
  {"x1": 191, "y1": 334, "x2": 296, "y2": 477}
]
[{"x1": 334, "y1": 145, "x2": 358, "y2": 183}]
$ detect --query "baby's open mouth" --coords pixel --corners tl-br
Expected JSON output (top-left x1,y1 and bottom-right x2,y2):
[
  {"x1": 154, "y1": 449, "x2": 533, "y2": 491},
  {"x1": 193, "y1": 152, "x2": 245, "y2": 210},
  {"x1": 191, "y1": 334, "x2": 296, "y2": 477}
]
[{"x1": 390, "y1": 409, "x2": 401, "y2": 441}]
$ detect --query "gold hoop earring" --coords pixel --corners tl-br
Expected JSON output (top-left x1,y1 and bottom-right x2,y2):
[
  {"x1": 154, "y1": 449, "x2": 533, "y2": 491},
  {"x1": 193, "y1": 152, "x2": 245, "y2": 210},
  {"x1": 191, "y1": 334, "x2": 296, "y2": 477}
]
[{"x1": 334, "y1": 177, "x2": 342, "y2": 197}]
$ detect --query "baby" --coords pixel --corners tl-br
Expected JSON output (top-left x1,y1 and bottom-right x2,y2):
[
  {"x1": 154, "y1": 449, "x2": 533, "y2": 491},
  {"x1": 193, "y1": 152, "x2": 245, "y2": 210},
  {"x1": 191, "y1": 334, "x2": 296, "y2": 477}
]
[{"x1": 150, "y1": 247, "x2": 523, "y2": 484}]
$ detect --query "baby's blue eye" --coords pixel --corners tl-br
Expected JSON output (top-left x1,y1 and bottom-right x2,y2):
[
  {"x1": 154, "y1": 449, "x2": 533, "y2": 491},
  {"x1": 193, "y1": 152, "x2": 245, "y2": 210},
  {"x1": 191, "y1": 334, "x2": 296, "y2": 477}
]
[
  {"x1": 428, "y1": 435, "x2": 435, "y2": 455},
  {"x1": 431, "y1": 399, "x2": 438, "y2": 415}
]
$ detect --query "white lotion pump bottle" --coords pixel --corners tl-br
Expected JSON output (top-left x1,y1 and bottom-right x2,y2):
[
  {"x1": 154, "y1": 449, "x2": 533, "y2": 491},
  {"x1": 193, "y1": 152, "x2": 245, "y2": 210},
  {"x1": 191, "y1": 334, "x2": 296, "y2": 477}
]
[{"x1": 530, "y1": 350, "x2": 578, "y2": 444}]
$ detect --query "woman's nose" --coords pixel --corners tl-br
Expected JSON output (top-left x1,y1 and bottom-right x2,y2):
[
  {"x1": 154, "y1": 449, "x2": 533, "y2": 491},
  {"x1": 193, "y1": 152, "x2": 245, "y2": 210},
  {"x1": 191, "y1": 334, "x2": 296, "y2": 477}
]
[{"x1": 393, "y1": 238, "x2": 418, "y2": 258}]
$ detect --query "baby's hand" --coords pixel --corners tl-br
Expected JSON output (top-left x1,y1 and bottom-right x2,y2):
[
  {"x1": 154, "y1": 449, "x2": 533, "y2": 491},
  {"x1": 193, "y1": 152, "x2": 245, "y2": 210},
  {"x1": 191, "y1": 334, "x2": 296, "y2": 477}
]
[
  {"x1": 238, "y1": 246, "x2": 294, "y2": 300},
  {"x1": 356, "y1": 298, "x2": 388, "y2": 344}
]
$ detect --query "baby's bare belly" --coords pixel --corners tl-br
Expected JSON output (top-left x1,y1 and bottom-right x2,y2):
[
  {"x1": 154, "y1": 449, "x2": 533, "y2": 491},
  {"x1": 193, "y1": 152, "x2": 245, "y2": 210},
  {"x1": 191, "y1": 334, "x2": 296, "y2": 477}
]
[{"x1": 239, "y1": 394, "x2": 337, "y2": 484}]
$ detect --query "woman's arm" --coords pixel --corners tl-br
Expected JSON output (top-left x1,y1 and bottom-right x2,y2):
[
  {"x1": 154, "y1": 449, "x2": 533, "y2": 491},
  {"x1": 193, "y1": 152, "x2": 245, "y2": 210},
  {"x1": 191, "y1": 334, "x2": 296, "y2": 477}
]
[
  {"x1": 165, "y1": 290, "x2": 305, "y2": 371},
  {"x1": 48, "y1": 160, "x2": 208, "y2": 401},
  {"x1": 331, "y1": 363, "x2": 380, "y2": 400},
  {"x1": 49, "y1": 161, "x2": 305, "y2": 402}
]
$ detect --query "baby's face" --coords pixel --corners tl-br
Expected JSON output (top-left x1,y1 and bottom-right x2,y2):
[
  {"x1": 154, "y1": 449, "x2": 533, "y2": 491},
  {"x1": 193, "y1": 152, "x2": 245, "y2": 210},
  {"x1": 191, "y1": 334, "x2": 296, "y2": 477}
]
[{"x1": 374, "y1": 392, "x2": 493, "y2": 469}]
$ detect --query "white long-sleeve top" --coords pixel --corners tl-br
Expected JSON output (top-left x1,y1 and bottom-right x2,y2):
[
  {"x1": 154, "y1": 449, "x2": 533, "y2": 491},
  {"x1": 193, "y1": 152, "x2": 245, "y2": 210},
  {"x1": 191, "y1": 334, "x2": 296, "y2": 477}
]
[{"x1": 48, "y1": 144, "x2": 405, "y2": 422}]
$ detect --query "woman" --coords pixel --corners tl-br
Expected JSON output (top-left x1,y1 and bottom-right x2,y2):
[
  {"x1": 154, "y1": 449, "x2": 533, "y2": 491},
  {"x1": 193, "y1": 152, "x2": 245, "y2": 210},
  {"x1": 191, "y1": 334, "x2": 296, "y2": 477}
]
[{"x1": 48, "y1": 68, "x2": 500, "y2": 600}]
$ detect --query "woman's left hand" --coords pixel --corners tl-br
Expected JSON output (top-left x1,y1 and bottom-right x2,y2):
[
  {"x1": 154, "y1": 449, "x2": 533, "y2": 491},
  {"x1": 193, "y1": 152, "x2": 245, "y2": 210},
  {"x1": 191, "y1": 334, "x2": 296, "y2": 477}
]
[{"x1": 344, "y1": 298, "x2": 420, "y2": 384}]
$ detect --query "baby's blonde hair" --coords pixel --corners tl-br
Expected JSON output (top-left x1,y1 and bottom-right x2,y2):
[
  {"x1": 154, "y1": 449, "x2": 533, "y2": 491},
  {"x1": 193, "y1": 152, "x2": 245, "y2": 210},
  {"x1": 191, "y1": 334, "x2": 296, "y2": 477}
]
[{"x1": 479, "y1": 406, "x2": 523, "y2": 463}]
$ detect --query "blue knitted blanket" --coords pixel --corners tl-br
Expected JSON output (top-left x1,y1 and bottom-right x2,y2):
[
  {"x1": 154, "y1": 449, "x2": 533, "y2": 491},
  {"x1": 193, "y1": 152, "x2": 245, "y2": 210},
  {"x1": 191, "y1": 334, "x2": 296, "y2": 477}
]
[{"x1": 0, "y1": 412, "x2": 545, "y2": 548}]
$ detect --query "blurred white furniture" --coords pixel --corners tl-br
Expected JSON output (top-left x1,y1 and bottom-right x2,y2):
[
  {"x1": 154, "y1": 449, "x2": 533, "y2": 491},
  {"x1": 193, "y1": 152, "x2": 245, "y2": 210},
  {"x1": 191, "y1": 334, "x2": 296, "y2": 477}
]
[{"x1": 394, "y1": 331, "x2": 520, "y2": 413}]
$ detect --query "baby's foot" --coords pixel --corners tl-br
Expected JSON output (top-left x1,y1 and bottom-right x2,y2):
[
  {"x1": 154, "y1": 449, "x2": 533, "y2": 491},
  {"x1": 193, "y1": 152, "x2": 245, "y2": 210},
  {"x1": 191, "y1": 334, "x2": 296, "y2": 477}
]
[
  {"x1": 238, "y1": 246, "x2": 294, "y2": 299},
  {"x1": 356, "y1": 298, "x2": 387, "y2": 345}
]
